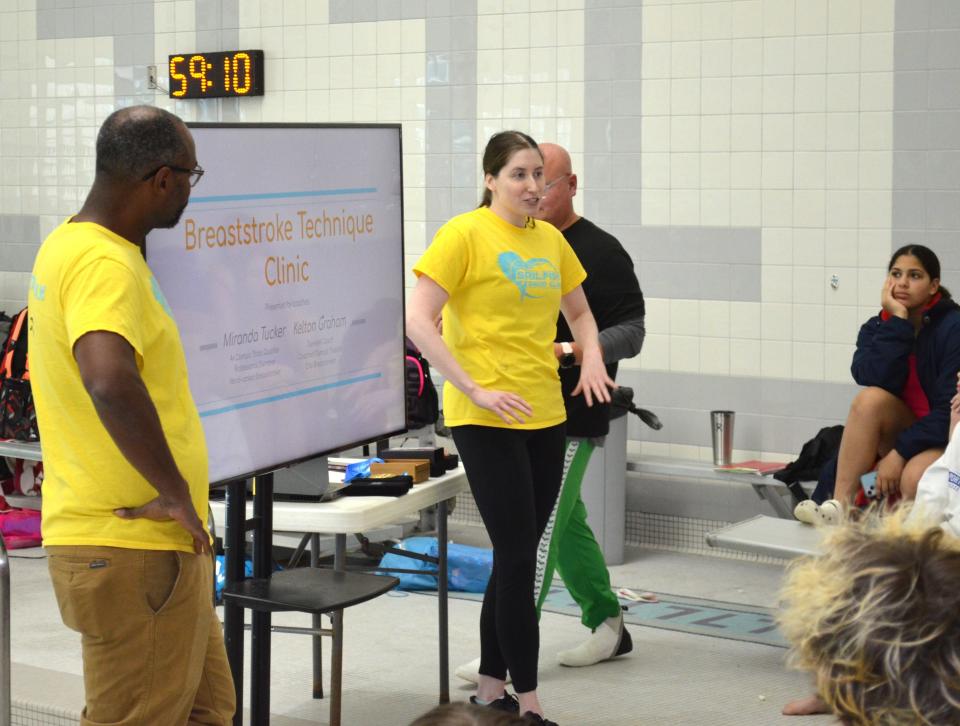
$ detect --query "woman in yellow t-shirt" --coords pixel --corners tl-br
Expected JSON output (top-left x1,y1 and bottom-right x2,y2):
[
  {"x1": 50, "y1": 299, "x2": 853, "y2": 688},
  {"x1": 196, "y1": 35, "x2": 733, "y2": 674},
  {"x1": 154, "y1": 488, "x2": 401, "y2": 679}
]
[{"x1": 408, "y1": 131, "x2": 614, "y2": 725}]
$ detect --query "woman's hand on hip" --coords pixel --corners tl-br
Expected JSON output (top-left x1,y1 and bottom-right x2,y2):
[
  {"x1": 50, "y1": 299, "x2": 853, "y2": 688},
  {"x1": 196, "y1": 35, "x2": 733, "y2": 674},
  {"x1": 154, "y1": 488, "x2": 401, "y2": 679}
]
[{"x1": 469, "y1": 387, "x2": 533, "y2": 425}]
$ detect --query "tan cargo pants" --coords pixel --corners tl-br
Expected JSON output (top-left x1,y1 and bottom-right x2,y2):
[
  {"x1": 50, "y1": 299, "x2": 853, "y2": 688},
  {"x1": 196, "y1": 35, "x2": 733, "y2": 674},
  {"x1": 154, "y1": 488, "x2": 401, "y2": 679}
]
[{"x1": 47, "y1": 546, "x2": 235, "y2": 726}]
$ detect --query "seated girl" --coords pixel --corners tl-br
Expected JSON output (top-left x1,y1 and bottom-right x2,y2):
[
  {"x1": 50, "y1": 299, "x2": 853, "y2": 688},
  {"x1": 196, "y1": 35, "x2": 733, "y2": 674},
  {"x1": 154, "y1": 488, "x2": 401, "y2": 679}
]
[
  {"x1": 787, "y1": 245, "x2": 960, "y2": 715},
  {"x1": 811, "y1": 245, "x2": 960, "y2": 518}
]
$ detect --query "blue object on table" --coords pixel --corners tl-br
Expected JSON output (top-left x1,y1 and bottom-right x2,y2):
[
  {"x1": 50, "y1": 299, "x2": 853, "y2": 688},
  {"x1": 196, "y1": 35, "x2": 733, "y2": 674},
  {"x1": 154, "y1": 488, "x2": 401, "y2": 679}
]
[{"x1": 344, "y1": 457, "x2": 385, "y2": 482}]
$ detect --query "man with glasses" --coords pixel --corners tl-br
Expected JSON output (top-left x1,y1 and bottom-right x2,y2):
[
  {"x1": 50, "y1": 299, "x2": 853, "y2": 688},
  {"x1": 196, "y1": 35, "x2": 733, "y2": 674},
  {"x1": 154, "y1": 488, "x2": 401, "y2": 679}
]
[
  {"x1": 538, "y1": 143, "x2": 646, "y2": 666},
  {"x1": 142, "y1": 162, "x2": 205, "y2": 187},
  {"x1": 28, "y1": 105, "x2": 234, "y2": 723}
]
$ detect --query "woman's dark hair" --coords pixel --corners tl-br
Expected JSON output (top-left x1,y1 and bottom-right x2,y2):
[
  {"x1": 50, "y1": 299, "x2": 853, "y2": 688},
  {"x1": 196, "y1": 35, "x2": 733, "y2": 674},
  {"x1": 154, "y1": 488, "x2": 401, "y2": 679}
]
[
  {"x1": 479, "y1": 130, "x2": 542, "y2": 208},
  {"x1": 888, "y1": 244, "x2": 951, "y2": 299}
]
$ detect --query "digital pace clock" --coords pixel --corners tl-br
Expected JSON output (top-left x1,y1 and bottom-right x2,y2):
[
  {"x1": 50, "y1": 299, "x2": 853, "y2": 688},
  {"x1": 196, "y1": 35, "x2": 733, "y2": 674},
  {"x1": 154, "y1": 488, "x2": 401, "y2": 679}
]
[{"x1": 168, "y1": 50, "x2": 265, "y2": 99}]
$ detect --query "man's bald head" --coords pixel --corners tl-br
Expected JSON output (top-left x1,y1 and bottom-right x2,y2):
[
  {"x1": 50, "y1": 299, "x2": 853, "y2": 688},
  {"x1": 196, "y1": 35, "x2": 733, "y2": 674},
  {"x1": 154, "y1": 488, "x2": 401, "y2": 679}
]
[
  {"x1": 536, "y1": 142, "x2": 579, "y2": 231},
  {"x1": 95, "y1": 105, "x2": 190, "y2": 182},
  {"x1": 539, "y1": 143, "x2": 571, "y2": 173}
]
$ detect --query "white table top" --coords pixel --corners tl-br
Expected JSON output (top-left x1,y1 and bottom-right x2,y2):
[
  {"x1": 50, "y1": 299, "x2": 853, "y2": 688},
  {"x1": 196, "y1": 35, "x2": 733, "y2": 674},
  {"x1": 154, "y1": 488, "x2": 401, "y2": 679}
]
[{"x1": 208, "y1": 465, "x2": 467, "y2": 534}]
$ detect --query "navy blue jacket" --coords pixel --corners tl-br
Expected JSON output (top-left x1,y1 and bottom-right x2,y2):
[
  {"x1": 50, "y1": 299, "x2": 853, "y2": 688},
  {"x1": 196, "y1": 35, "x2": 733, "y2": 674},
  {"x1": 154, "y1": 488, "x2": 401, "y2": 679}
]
[{"x1": 851, "y1": 296, "x2": 960, "y2": 460}]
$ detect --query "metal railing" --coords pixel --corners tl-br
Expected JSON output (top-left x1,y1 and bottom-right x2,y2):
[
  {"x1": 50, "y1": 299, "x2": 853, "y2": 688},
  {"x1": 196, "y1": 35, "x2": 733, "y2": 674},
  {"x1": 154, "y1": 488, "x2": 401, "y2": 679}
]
[{"x1": 0, "y1": 533, "x2": 10, "y2": 726}]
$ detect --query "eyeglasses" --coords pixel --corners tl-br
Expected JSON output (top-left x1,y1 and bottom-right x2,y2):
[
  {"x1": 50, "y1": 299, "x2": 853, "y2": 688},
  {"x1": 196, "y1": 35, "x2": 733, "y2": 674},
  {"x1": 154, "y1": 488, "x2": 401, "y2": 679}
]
[
  {"x1": 141, "y1": 164, "x2": 205, "y2": 187},
  {"x1": 543, "y1": 172, "x2": 571, "y2": 193}
]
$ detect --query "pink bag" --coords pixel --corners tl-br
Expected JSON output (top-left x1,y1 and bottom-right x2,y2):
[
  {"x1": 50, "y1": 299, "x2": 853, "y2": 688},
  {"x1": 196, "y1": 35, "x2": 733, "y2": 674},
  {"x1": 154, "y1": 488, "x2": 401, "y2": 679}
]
[{"x1": 0, "y1": 495, "x2": 41, "y2": 549}]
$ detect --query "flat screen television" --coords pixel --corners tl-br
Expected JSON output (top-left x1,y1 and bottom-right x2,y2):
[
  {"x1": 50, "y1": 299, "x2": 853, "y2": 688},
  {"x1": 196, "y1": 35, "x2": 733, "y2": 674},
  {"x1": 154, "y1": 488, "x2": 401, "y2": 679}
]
[{"x1": 146, "y1": 123, "x2": 407, "y2": 484}]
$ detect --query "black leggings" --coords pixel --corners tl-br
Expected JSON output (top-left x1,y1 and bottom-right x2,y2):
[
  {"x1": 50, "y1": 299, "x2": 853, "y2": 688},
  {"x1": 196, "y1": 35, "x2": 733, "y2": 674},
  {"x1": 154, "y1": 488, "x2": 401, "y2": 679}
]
[{"x1": 451, "y1": 423, "x2": 566, "y2": 693}]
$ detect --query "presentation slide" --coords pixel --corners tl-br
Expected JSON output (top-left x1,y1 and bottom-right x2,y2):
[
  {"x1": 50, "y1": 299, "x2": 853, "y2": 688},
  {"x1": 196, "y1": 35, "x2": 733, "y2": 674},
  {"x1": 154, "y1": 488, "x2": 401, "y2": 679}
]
[{"x1": 147, "y1": 124, "x2": 406, "y2": 484}]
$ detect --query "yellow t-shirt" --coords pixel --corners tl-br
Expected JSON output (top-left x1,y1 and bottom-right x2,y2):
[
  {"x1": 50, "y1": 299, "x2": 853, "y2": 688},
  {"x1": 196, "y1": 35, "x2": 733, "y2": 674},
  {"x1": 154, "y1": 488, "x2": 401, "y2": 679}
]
[
  {"x1": 29, "y1": 220, "x2": 209, "y2": 553},
  {"x1": 413, "y1": 207, "x2": 586, "y2": 429}
]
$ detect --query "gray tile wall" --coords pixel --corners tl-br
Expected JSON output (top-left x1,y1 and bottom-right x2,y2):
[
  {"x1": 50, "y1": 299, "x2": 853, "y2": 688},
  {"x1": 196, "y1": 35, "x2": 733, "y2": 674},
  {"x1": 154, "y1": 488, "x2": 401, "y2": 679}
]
[
  {"x1": 583, "y1": 0, "x2": 763, "y2": 306},
  {"x1": 0, "y1": 214, "x2": 41, "y2": 314},
  {"x1": 423, "y1": 3, "x2": 478, "y2": 243},
  {"x1": 617, "y1": 367, "x2": 858, "y2": 455},
  {"x1": 893, "y1": 0, "x2": 960, "y2": 280},
  {"x1": 580, "y1": 0, "x2": 780, "y2": 454},
  {"x1": 618, "y1": 226, "x2": 762, "y2": 301},
  {"x1": 37, "y1": 0, "x2": 156, "y2": 100},
  {"x1": 330, "y1": 0, "x2": 475, "y2": 239},
  {"x1": 14, "y1": 1, "x2": 960, "y2": 461}
]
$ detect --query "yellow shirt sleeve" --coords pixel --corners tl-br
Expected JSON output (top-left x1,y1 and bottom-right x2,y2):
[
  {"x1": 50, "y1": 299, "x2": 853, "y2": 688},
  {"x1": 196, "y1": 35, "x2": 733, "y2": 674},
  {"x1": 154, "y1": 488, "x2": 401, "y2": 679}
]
[
  {"x1": 558, "y1": 236, "x2": 587, "y2": 295},
  {"x1": 62, "y1": 257, "x2": 146, "y2": 360},
  {"x1": 413, "y1": 220, "x2": 469, "y2": 295}
]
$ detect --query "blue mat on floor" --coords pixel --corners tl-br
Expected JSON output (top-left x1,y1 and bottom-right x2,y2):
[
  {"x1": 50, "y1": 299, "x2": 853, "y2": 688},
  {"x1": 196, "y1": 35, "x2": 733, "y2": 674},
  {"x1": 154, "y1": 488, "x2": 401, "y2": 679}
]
[{"x1": 411, "y1": 584, "x2": 786, "y2": 648}]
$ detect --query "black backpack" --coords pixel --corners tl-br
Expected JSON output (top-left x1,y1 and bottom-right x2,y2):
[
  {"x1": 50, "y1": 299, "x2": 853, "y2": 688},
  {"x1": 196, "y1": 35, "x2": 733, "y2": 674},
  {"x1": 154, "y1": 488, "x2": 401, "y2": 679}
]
[
  {"x1": 773, "y1": 424, "x2": 844, "y2": 504},
  {"x1": 405, "y1": 338, "x2": 439, "y2": 431}
]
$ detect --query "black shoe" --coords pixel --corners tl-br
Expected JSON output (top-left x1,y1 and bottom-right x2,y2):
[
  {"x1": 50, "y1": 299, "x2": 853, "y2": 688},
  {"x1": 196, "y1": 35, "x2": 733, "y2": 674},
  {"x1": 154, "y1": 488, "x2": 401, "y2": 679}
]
[
  {"x1": 523, "y1": 712, "x2": 559, "y2": 725},
  {"x1": 616, "y1": 625, "x2": 633, "y2": 656},
  {"x1": 470, "y1": 693, "x2": 520, "y2": 713}
]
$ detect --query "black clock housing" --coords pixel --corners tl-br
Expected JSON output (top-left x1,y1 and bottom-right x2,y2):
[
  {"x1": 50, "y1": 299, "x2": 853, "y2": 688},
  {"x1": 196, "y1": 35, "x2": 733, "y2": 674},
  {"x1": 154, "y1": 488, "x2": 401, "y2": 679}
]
[{"x1": 168, "y1": 50, "x2": 264, "y2": 99}]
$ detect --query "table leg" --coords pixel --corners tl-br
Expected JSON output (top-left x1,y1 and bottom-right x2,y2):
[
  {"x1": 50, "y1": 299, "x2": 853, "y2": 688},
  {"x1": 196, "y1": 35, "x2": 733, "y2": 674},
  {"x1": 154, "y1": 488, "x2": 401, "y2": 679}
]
[
  {"x1": 223, "y1": 480, "x2": 246, "y2": 726},
  {"x1": 250, "y1": 474, "x2": 274, "y2": 724},
  {"x1": 310, "y1": 532, "x2": 324, "y2": 699},
  {"x1": 438, "y1": 498, "x2": 449, "y2": 704},
  {"x1": 331, "y1": 533, "x2": 346, "y2": 726}
]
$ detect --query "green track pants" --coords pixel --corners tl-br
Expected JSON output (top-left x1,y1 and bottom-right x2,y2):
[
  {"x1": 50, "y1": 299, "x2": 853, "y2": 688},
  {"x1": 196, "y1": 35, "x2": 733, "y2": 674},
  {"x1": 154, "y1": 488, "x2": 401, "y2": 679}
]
[{"x1": 534, "y1": 438, "x2": 623, "y2": 629}]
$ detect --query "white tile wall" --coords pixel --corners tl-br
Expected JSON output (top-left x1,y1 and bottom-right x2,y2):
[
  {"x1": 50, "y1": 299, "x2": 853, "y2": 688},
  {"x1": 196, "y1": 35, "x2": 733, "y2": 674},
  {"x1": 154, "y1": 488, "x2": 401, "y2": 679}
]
[
  {"x1": 0, "y1": 0, "x2": 904, "y2": 399},
  {"x1": 636, "y1": 0, "x2": 895, "y2": 384}
]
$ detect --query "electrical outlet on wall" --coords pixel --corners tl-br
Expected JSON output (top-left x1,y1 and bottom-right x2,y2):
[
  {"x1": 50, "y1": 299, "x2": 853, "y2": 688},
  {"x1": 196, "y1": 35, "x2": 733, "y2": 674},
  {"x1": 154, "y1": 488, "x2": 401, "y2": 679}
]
[{"x1": 147, "y1": 65, "x2": 158, "y2": 89}]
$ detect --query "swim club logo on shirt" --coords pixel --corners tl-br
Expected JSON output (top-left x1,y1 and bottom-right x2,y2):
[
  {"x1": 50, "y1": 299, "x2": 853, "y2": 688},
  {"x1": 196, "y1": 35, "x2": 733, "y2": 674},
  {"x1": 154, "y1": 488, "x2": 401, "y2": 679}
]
[
  {"x1": 497, "y1": 251, "x2": 561, "y2": 300},
  {"x1": 150, "y1": 276, "x2": 173, "y2": 317},
  {"x1": 29, "y1": 274, "x2": 46, "y2": 301}
]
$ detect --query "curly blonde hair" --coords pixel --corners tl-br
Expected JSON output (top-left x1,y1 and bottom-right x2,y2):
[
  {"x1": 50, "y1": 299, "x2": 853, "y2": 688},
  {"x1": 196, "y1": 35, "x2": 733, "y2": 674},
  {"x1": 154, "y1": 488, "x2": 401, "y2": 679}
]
[{"x1": 778, "y1": 508, "x2": 960, "y2": 725}]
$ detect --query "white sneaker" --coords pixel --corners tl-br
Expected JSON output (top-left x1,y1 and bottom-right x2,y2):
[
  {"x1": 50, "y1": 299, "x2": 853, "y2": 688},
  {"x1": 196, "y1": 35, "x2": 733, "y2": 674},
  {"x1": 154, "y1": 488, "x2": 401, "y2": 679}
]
[
  {"x1": 793, "y1": 500, "x2": 820, "y2": 525},
  {"x1": 819, "y1": 499, "x2": 843, "y2": 525},
  {"x1": 794, "y1": 499, "x2": 844, "y2": 527},
  {"x1": 557, "y1": 611, "x2": 633, "y2": 667},
  {"x1": 455, "y1": 657, "x2": 511, "y2": 685}
]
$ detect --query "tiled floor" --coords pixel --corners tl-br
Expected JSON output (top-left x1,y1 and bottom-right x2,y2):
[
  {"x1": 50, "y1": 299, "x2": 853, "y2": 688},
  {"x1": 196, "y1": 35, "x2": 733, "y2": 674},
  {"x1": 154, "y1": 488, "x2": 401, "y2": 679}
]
[{"x1": 6, "y1": 524, "x2": 834, "y2": 725}]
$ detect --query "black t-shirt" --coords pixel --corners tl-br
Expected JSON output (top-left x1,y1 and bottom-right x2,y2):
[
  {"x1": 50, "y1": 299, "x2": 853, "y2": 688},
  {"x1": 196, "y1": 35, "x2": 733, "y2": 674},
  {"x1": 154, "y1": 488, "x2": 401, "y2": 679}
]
[{"x1": 556, "y1": 218, "x2": 644, "y2": 437}]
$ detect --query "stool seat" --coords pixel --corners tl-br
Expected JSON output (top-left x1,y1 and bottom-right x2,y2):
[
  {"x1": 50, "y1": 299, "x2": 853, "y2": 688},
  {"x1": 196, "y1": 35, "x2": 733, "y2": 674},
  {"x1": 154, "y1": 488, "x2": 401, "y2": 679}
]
[{"x1": 223, "y1": 568, "x2": 398, "y2": 614}]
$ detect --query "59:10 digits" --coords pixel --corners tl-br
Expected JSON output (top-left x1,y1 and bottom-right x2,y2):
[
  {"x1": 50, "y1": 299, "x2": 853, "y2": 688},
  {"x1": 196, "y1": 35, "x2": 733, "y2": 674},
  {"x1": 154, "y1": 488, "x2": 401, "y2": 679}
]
[{"x1": 168, "y1": 51, "x2": 262, "y2": 98}]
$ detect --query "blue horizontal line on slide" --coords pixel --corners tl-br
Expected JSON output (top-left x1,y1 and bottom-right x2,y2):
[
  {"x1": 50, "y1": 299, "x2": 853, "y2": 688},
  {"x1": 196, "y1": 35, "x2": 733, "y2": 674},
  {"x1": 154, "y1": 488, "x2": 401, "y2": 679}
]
[
  {"x1": 190, "y1": 188, "x2": 378, "y2": 204},
  {"x1": 199, "y1": 371, "x2": 382, "y2": 418}
]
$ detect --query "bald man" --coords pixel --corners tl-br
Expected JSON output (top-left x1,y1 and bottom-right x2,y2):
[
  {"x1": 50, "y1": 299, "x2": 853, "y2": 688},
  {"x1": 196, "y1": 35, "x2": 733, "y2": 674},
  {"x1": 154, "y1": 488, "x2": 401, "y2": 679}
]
[{"x1": 457, "y1": 143, "x2": 645, "y2": 682}]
